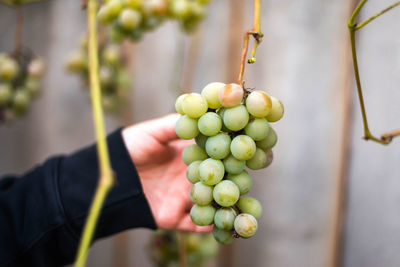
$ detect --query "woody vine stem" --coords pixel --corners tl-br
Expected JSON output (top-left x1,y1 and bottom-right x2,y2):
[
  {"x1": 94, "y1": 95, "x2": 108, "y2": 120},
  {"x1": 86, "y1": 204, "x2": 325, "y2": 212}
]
[
  {"x1": 237, "y1": 0, "x2": 263, "y2": 86},
  {"x1": 348, "y1": 0, "x2": 400, "y2": 145},
  {"x1": 75, "y1": 0, "x2": 114, "y2": 266}
]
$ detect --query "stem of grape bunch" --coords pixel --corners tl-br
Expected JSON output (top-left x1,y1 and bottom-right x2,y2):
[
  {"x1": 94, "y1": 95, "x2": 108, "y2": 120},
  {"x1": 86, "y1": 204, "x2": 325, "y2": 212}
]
[
  {"x1": 348, "y1": 0, "x2": 400, "y2": 145},
  {"x1": 237, "y1": 0, "x2": 263, "y2": 86},
  {"x1": 75, "y1": 0, "x2": 114, "y2": 266}
]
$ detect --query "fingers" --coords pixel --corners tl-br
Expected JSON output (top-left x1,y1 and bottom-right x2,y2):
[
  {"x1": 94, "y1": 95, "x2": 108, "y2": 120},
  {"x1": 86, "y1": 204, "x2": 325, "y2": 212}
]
[
  {"x1": 147, "y1": 113, "x2": 181, "y2": 145},
  {"x1": 176, "y1": 214, "x2": 213, "y2": 233}
]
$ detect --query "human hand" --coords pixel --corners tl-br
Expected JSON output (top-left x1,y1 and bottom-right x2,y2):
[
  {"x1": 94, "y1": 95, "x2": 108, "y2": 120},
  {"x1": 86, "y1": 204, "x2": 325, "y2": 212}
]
[{"x1": 122, "y1": 113, "x2": 212, "y2": 233}]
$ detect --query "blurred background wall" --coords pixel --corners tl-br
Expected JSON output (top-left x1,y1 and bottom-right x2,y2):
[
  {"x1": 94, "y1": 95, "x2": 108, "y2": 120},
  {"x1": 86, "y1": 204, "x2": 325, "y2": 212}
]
[{"x1": 1, "y1": 0, "x2": 400, "y2": 266}]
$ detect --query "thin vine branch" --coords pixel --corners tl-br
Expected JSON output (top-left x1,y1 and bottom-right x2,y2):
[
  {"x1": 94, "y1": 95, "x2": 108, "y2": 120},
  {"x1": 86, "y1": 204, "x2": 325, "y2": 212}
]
[
  {"x1": 74, "y1": 0, "x2": 114, "y2": 266},
  {"x1": 348, "y1": 0, "x2": 400, "y2": 145},
  {"x1": 14, "y1": 7, "x2": 23, "y2": 53},
  {"x1": 237, "y1": 0, "x2": 262, "y2": 85}
]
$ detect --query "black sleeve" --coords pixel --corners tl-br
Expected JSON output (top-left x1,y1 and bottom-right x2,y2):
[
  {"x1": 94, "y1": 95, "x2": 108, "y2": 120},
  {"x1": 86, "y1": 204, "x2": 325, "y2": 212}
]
[{"x1": 0, "y1": 129, "x2": 157, "y2": 267}]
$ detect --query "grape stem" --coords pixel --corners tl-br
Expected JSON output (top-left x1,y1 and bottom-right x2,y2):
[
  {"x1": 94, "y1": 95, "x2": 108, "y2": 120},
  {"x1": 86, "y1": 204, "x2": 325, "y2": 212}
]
[
  {"x1": 74, "y1": 0, "x2": 114, "y2": 266},
  {"x1": 348, "y1": 0, "x2": 400, "y2": 145},
  {"x1": 14, "y1": 7, "x2": 23, "y2": 53},
  {"x1": 237, "y1": 0, "x2": 263, "y2": 86}
]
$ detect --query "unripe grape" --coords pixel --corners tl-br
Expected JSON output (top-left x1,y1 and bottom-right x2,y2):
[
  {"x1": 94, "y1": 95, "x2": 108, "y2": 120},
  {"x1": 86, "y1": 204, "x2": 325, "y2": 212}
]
[
  {"x1": 27, "y1": 58, "x2": 45, "y2": 78},
  {"x1": 217, "y1": 107, "x2": 230, "y2": 132},
  {"x1": 256, "y1": 128, "x2": 277, "y2": 150},
  {"x1": 125, "y1": 0, "x2": 142, "y2": 9},
  {"x1": 102, "y1": 44, "x2": 120, "y2": 65},
  {"x1": 195, "y1": 133, "x2": 207, "y2": 148},
  {"x1": 244, "y1": 117, "x2": 270, "y2": 141},
  {"x1": 98, "y1": 5, "x2": 113, "y2": 23},
  {"x1": 190, "y1": 204, "x2": 215, "y2": 226},
  {"x1": 234, "y1": 213, "x2": 258, "y2": 238},
  {"x1": 182, "y1": 144, "x2": 207, "y2": 165},
  {"x1": 186, "y1": 160, "x2": 202, "y2": 183},
  {"x1": 205, "y1": 133, "x2": 231, "y2": 159},
  {"x1": 175, "y1": 93, "x2": 188, "y2": 115},
  {"x1": 169, "y1": 0, "x2": 191, "y2": 20},
  {"x1": 186, "y1": 233, "x2": 202, "y2": 252},
  {"x1": 175, "y1": 115, "x2": 199, "y2": 139},
  {"x1": 213, "y1": 180, "x2": 240, "y2": 207},
  {"x1": 223, "y1": 154, "x2": 245, "y2": 174},
  {"x1": 182, "y1": 93, "x2": 208, "y2": 118},
  {"x1": 227, "y1": 170, "x2": 252, "y2": 195},
  {"x1": 212, "y1": 227, "x2": 234, "y2": 244},
  {"x1": 230, "y1": 135, "x2": 256, "y2": 161},
  {"x1": 0, "y1": 57, "x2": 19, "y2": 81},
  {"x1": 109, "y1": 26, "x2": 125, "y2": 43},
  {"x1": 0, "y1": 84, "x2": 12, "y2": 105},
  {"x1": 190, "y1": 182, "x2": 213, "y2": 205},
  {"x1": 218, "y1": 83, "x2": 243, "y2": 108},
  {"x1": 223, "y1": 104, "x2": 249, "y2": 131},
  {"x1": 119, "y1": 8, "x2": 142, "y2": 30},
  {"x1": 199, "y1": 234, "x2": 219, "y2": 258},
  {"x1": 116, "y1": 70, "x2": 131, "y2": 90},
  {"x1": 66, "y1": 50, "x2": 87, "y2": 72},
  {"x1": 198, "y1": 112, "x2": 222, "y2": 136},
  {"x1": 199, "y1": 158, "x2": 224, "y2": 185},
  {"x1": 237, "y1": 197, "x2": 262, "y2": 219},
  {"x1": 25, "y1": 78, "x2": 41, "y2": 98},
  {"x1": 107, "y1": 0, "x2": 124, "y2": 18},
  {"x1": 266, "y1": 96, "x2": 284, "y2": 122},
  {"x1": 201, "y1": 82, "x2": 225, "y2": 109},
  {"x1": 245, "y1": 90, "x2": 272, "y2": 117},
  {"x1": 246, "y1": 148, "x2": 269, "y2": 170},
  {"x1": 12, "y1": 89, "x2": 30, "y2": 115},
  {"x1": 214, "y1": 207, "x2": 237, "y2": 230}
]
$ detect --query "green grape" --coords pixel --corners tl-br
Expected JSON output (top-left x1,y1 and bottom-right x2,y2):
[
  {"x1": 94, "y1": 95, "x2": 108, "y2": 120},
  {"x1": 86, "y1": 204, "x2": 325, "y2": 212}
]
[
  {"x1": 223, "y1": 104, "x2": 249, "y2": 131},
  {"x1": 198, "y1": 112, "x2": 222, "y2": 136},
  {"x1": 98, "y1": 5, "x2": 113, "y2": 23},
  {"x1": 186, "y1": 160, "x2": 202, "y2": 183},
  {"x1": 182, "y1": 93, "x2": 208, "y2": 118},
  {"x1": 246, "y1": 148, "x2": 269, "y2": 170},
  {"x1": 182, "y1": 144, "x2": 207, "y2": 165},
  {"x1": 199, "y1": 234, "x2": 219, "y2": 258},
  {"x1": 218, "y1": 83, "x2": 243, "y2": 108},
  {"x1": 217, "y1": 107, "x2": 230, "y2": 132},
  {"x1": 201, "y1": 82, "x2": 224, "y2": 109},
  {"x1": 194, "y1": 133, "x2": 207, "y2": 149},
  {"x1": 199, "y1": 158, "x2": 224, "y2": 185},
  {"x1": 197, "y1": 0, "x2": 212, "y2": 4},
  {"x1": 27, "y1": 58, "x2": 45, "y2": 78},
  {"x1": 230, "y1": 135, "x2": 256, "y2": 161},
  {"x1": 175, "y1": 115, "x2": 199, "y2": 140},
  {"x1": 175, "y1": 93, "x2": 188, "y2": 115},
  {"x1": 244, "y1": 117, "x2": 270, "y2": 141},
  {"x1": 256, "y1": 127, "x2": 278, "y2": 150},
  {"x1": 109, "y1": 26, "x2": 125, "y2": 43},
  {"x1": 234, "y1": 213, "x2": 258, "y2": 238},
  {"x1": 102, "y1": 44, "x2": 120, "y2": 65},
  {"x1": 107, "y1": 0, "x2": 124, "y2": 18},
  {"x1": 0, "y1": 84, "x2": 12, "y2": 105},
  {"x1": 116, "y1": 69, "x2": 130, "y2": 89},
  {"x1": 212, "y1": 227, "x2": 234, "y2": 245},
  {"x1": 190, "y1": 182, "x2": 213, "y2": 205},
  {"x1": 245, "y1": 90, "x2": 272, "y2": 118},
  {"x1": 188, "y1": 1, "x2": 205, "y2": 19},
  {"x1": 226, "y1": 170, "x2": 252, "y2": 195},
  {"x1": 214, "y1": 207, "x2": 237, "y2": 230},
  {"x1": 190, "y1": 204, "x2": 215, "y2": 226},
  {"x1": 223, "y1": 154, "x2": 245, "y2": 174},
  {"x1": 0, "y1": 57, "x2": 19, "y2": 81},
  {"x1": 25, "y1": 77, "x2": 41, "y2": 98},
  {"x1": 119, "y1": 8, "x2": 142, "y2": 30},
  {"x1": 205, "y1": 133, "x2": 231, "y2": 159},
  {"x1": 99, "y1": 66, "x2": 113, "y2": 87},
  {"x1": 125, "y1": 0, "x2": 142, "y2": 9},
  {"x1": 12, "y1": 89, "x2": 30, "y2": 115},
  {"x1": 237, "y1": 197, "x2": 262, "y2": 219},
  {"x1": 213, "y1": 180, "x2": 240, "y2": 207},
  {"x1": 169, "y1": 0, "x2": 190, "y2": 19},
  {"x1": 66, "y1": 50, "x2": 87, "y2": 72},
  {"x1": 266, "y1": 96, "x2": 284, "y2": 122}
]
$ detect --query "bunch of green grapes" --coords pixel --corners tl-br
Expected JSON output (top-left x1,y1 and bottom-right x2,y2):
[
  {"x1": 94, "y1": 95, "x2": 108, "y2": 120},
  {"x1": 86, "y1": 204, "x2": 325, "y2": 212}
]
[
  {"x1": 66, "y1": 37, "x2": 131, "y2": 113},
  {"x1": 98, "y1": 0, "x2": 212, "y2": 42},
  {"x1": 0, "y1": 51, "x2": 45, "y2": 123},
  {"x1": 175, "y1": 82, "x2": 284, "y2": 244},
  {"x1": 149, "y1": 230, "x2": 218, "y2": 267}
]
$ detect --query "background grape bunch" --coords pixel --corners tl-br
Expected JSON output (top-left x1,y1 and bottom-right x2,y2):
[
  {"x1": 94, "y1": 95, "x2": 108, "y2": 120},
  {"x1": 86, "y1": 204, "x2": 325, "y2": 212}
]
[
  {"x1": 98, "y1": 0, "x2": 212, "y2": 43},
  {"x1": 175, "y1": 82, "x2": 284, "y2": 244},
  {"x1": 0, "y1": 51, "x2": 45, "y2": 123},
  {"x1": 66, "y1": 36, "x2": 131, "y2": 113},
  {"x1": 148, "y1": 230, "x2": 218, "y2": 267}
]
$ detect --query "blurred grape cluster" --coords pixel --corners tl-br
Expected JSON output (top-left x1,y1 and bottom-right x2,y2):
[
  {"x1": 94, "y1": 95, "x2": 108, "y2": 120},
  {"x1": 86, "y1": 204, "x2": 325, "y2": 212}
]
[{"x1": 0, "y1": 51, "x2": 45, "y2": 123}]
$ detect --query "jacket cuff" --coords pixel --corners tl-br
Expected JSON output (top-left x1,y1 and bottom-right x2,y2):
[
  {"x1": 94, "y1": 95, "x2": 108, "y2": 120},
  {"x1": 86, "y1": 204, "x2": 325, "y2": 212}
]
[{"x1": 58, "y1": 128, "x2": 157, "y2": 241}]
